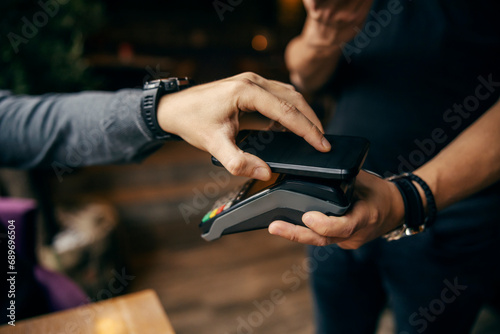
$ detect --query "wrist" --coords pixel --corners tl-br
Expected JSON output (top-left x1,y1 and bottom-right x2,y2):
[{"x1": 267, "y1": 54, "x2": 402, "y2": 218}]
[
  {"x1": 413, "y1": 168, "x2": 440, "y2": 210},
  {"x1": 387, "y1": 180, "x2": 405, "y2": 231},
  {"x1": 157, "y1": 92, "x2": 183, "y2": 136},
  {"x1": 302, "y1": 17, "x2": 343, "y2": 48},
  {"x1": 141, "y1": 77, "x2": 194, "y2": 140}
]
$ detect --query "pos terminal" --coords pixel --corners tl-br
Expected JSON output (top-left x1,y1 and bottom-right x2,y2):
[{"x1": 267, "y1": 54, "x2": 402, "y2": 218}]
[{"x1": 199, "y1": 131, "x2": 369, "y2": 241}]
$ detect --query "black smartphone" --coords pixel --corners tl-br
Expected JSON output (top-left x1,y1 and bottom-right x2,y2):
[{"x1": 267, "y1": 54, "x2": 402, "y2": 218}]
[{"x1": 212, "y1": 130, "x2": 369, "y2": 180}]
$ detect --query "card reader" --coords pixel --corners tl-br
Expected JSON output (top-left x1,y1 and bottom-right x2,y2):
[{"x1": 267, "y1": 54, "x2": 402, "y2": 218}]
[
  {"x1": 200, "y1": 173, "x2": 355, "y2": 241},
  {"x1": 199, "y1": 131, "x2": 369, "y2": 241}
]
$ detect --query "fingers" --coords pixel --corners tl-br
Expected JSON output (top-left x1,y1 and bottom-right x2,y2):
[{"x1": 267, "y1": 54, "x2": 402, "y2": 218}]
[
  {"x1": 235, "y1": 73, "x2": 325, "y2": 132},
  {"x1": 269, "y1": 202, "x2": 370, "y2": 247},
  {"x1": 266, "y1": 80, "x2": 325, "y2": 133},
  {"x1": 269, "y1": 221, "x2": 342, "y2": 246},
  {"x1": 302, "y1": 211, "x2": 360, "y2": 239},
  {"x1": 234, "y1": 74, "x2": 331, "y2": 153},
  {"x1": 208, "y1": 133, "x2": 272, "y2": 180}
]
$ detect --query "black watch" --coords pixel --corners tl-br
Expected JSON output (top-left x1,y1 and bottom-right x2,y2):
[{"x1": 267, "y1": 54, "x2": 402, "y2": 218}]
[{"x1": 141, "y1": 77, "x2": 195, "y2": 140}]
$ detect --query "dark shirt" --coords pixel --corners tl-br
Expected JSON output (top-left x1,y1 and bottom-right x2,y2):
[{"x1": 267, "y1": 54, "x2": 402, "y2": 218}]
[{"x1": 328, "y1": 0, "x2": 500, "y2": 177}]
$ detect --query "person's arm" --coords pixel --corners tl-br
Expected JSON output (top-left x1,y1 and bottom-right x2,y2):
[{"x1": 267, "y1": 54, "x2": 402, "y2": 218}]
[
  {"x1": 285, "y1": 0, "x2": 373, "y2": 92},
  {"x1": 0, "y1": 88, "x2": 153, "y2": 169},
  {"x1": 0, "y1": 73, "x2": 330, "y2": 180},
  {"x1": 416, "y1": 98, "x2": 500, "y2": 210},
  {"x1": 269, "y1": 99, "x2": 500, "y2": 249}
]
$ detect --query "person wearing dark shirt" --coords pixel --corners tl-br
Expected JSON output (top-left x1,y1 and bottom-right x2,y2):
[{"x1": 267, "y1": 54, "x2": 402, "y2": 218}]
[{"x1": 271, "y1": 0, "x2": 500, "y2": 333}]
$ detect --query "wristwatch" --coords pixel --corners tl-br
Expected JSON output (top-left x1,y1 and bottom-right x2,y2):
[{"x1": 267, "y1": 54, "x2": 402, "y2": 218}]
[{"x1": 141, "y1": 77, "x2": 195, "y2": 140}]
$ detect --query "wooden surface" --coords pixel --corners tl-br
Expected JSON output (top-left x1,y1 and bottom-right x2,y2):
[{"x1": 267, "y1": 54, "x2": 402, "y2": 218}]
[
  {"x1": 127, "y1": 228, "x2": 314, "y2": 334},
  {"x1": 0, "y1": 290, "x2": 175, "y2": 334}
]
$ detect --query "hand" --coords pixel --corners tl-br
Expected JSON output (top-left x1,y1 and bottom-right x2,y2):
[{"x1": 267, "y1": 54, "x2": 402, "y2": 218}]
[
  {"x1": 268, "y1": 170, "x2": 405, "y2": 249},
  {"x1": 157, "y1": 72, "x2": 330, "y2": 180},
  {"x1": 302, "y1": 0, "x2": 373, "y2": 46}
]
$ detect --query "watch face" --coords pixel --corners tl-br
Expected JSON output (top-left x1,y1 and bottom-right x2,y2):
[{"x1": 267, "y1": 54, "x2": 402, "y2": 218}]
[
  {"x1": 143, "y1": 80, "x2": 162, "y2": 90},
  {"x1": 144, "y1": 77, "x2": 193, "y2": 92},
  {"x1": 161, "y1": 79, "x2": 179, "y2": 91}
]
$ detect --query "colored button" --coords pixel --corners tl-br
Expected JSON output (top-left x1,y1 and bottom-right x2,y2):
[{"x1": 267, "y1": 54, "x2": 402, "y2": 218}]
[
  {"x1": 202, "y1": 211, "x2": 212, "y2": 223},
  {"x1": 209, "y1": 209, "x2": 218, "y2": 219},
  {"x1": 216, "y1": 205, "x2": 225, "y2": 215}
]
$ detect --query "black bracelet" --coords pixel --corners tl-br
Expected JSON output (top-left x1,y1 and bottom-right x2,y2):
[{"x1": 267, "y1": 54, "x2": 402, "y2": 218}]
[
  {"x1": 389, "y1": 176, "x2": 425, "y2": 230},
  {"x1": 407, "y1": 173, "x2": 437, "y2": 228}
]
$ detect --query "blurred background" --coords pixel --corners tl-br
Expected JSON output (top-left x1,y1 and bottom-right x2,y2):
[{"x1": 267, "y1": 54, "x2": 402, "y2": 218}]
[
  {"x1": 1, "y1": 0, "x2": 499, "y2": 333},
  {"x1": 1, "y1": 1, "x2": 320, "y2": 333},
  {"x1": 1, "y1": 0, "x2": 307, "y2": 94}
]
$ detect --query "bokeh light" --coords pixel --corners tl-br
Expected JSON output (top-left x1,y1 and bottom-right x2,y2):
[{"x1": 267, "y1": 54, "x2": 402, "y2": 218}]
[{"x1": 251, "y1": 35, "x2": 268, "y2": 51}]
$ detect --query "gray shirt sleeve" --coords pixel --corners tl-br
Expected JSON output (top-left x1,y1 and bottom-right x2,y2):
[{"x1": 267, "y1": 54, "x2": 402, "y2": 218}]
[{"x1": 0, "y1": 89, "x2": 164, "y2": 170}]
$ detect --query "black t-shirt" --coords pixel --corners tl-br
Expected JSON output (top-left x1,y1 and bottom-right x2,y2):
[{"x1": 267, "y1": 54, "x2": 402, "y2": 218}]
[{"x1": 328, "y1": 0, "x2": 500, "y2": 177}]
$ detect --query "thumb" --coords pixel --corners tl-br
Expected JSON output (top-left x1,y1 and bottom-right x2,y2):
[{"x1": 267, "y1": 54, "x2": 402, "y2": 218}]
[{"x1": 209, "y1": 135, "x2": 272, "y2": 180}]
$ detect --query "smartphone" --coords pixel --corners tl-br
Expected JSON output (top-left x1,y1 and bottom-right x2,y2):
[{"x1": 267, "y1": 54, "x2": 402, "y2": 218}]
[{"x1": 212, "y1": 130, "x2": 369, "y2": 180}]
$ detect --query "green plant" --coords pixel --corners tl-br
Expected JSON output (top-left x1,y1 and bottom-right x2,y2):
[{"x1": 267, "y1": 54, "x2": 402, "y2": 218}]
[{"x1": 0, "y1": 0, "x2": 104, "y2": 94}]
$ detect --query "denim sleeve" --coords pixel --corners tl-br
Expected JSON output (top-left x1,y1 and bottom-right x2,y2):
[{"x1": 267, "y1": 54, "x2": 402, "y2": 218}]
[{"x1": 0, "y1": 89, "x2": 164, "y2": 169}]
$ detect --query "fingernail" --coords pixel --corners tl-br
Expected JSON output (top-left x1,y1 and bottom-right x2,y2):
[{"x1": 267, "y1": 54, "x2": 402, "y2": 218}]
[
  {"x1": 252, "y1": 167, "x2": 270, "y2": 180},
  {"x1": 303, "y1": 213, "x2": 314, "y2": 226},
  {"x1": 268, "y1": 223, "x2": 281, "y2": 235},
  {"x1": 322, "y1": 137, "x2": 331, "y2": 150}
]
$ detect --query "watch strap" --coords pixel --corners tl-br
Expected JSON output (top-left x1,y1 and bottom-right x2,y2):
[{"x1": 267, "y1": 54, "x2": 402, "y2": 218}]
[{"x1": 141, "y1": 77, "x2": 194, "y2": 140}]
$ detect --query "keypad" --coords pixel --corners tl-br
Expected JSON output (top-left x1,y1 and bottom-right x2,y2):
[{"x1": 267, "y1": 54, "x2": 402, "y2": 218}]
[{"x1": 201, "y1": 180, "x2": 253, "y2": 223}]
